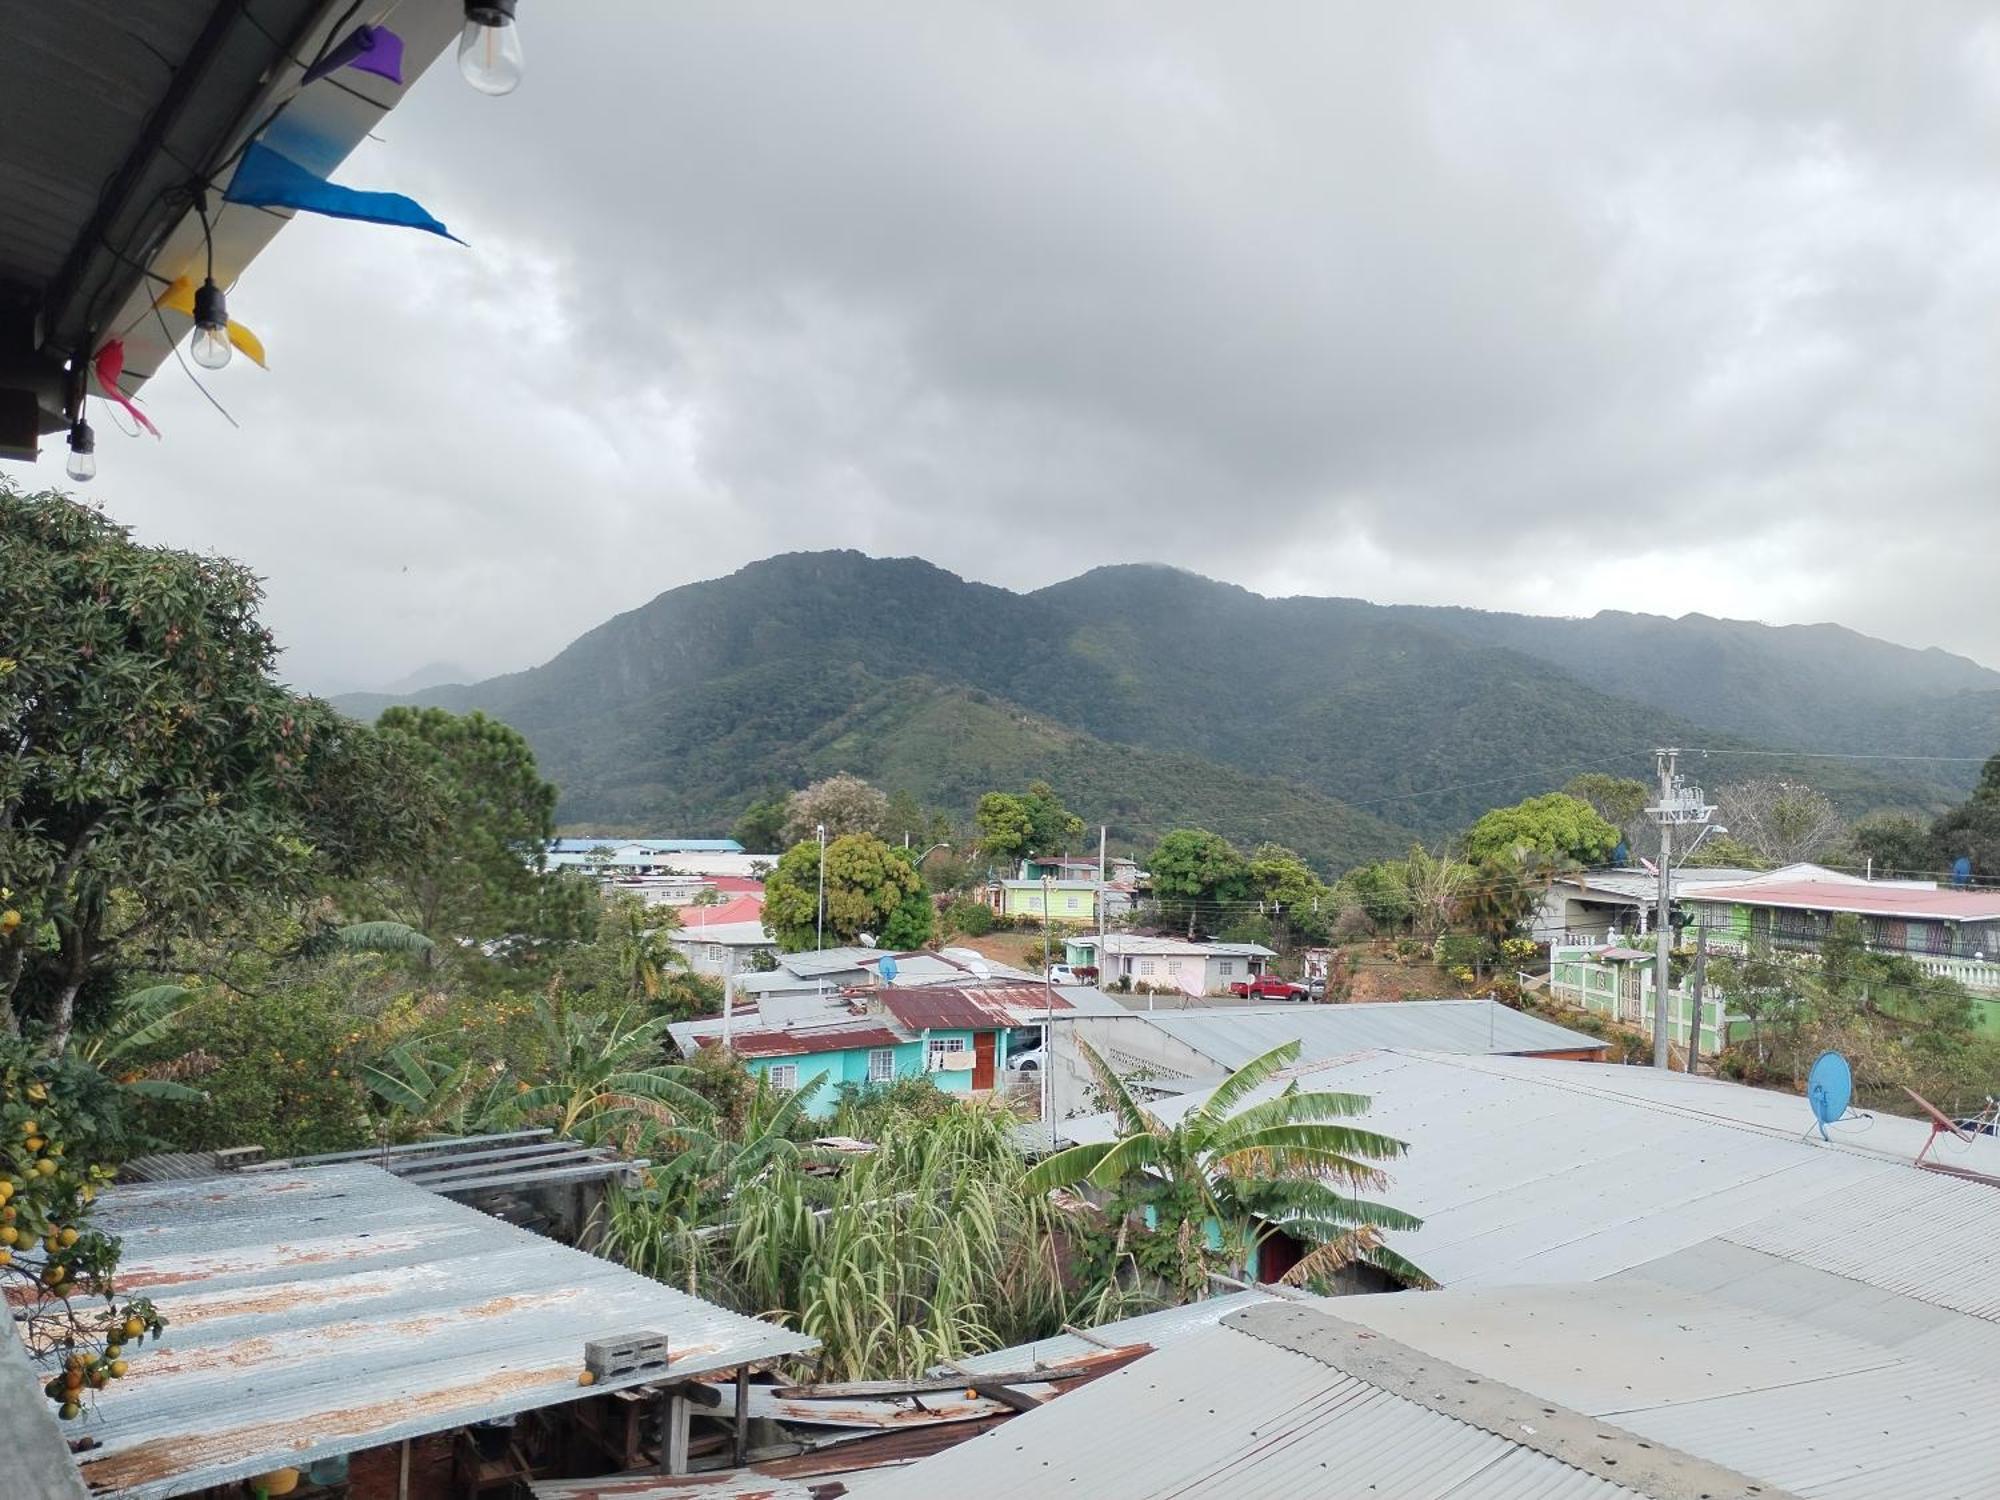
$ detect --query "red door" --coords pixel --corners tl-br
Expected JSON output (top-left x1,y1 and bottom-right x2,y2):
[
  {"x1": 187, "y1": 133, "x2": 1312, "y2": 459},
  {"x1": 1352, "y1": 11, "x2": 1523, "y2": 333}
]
[{"x1": 973, "y1": 1032, "x2": 996, "y2": 1091}]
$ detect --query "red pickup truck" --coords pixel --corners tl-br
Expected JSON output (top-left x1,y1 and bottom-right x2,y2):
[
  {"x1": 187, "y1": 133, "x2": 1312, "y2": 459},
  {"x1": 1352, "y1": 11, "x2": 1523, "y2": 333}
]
[{"x1": 1228, "y1": 974, "x2": 1308, "y2": 1001}]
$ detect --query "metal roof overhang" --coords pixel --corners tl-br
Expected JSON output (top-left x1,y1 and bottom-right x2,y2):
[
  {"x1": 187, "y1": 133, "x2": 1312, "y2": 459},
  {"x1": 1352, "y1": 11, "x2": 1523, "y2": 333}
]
[{"x1": 0, "y1": 0, "x2": 461, "y2": 460}]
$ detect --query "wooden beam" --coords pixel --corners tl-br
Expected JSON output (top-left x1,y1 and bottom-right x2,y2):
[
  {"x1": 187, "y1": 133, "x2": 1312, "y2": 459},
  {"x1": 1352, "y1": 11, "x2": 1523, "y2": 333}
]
[{"x1": 733, "y1": 1366, "x2": 750, "y2": 1467}]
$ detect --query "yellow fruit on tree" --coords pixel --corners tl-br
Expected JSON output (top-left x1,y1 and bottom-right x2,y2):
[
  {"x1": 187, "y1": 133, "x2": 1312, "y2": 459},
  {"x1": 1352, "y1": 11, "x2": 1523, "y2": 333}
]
[
  {"x1": 25, "y1": 1082, "x2": 45, "y2": 1101},
  {"x1": 44, "y1": 1263, "x2": 65, "y2": 1285},
  {"x1": 108, "y1": 1359, "x2": 128, "y2": 1378},
  {"x1": 35, "y1": 1159, "x2": 56, "y2": 1176},
  {"x1": 59, "y1": 1228, "x2": 77, "y2": 1247},
  {"x1": 58, "y1": 1401, "x2": 80, "y2": 1421},
  {"x1": 19, "y1": 1120, "x2": 36, "y2": 1135},
  {"x1": 0, "y1": 1226, "x2": 15, "y2": 1245},
  {"x1": 123, "y1": 1317, "x2": 144, "y2": 1340},
  {"x1": 0, "y1": 1247, "x2": 11, "y2": 1267},
  {"x1": 25, "y1": 1135, "x2": 44, "y2": 1152}
]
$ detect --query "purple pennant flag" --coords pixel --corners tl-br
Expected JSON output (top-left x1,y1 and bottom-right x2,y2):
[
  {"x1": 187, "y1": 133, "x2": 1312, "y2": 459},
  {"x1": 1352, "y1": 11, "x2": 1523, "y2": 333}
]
[{"x1": 302, "y1": 24, "x2": 404, "y2": 86}]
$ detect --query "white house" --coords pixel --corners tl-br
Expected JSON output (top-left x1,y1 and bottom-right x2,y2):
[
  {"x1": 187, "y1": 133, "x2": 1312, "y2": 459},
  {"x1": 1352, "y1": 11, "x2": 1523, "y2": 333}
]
[{"x1": 1062, "y1": 934, "x2": 1275, "y2": 996}]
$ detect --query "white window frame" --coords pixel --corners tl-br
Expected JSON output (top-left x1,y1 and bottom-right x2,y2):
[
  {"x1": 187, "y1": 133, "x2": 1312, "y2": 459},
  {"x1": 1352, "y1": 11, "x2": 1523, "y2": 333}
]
[
  {"x1": 1217, "y1": 960, "x2": 1235, "y2": 977},
  {"x1": 767, "y1": 1063, "x2": 799, "y2": 1091},
  {"x1": 1064, "y1": 894, "x2": 1082, "y2": 911},
  {"x1": 927, "y1": 1037, "x2": 971, "y2": 1072},
  {"x1": 867, "y1": 1047, "x2": 896, "y2": 1083},
  {"x1": 1138, "y1": 959, "x2": 1157, "y2": 977}
]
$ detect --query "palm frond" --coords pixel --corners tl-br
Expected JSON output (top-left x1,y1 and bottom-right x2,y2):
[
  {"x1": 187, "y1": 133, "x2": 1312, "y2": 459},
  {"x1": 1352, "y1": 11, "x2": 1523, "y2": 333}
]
[
  {"x1": 1023, "y1": 1139, "x2": 1119, "y2": 1194},
  {"x1": 1195, "y1": 1040, "x2": 1302, "y2": 1122},
  {"x1": 334, "y1": 921, "x2": 437, "y2": 954},
  {"x1": 1073, "y1": 1039, "x2": 1156, "y2": 1138},
  {"x1": 117, "y1": 1078, "x2": 209, "y2": 1102},
  {"x1": 1217, "y1": 1116, "x2": 1409, "y2": 1157}
]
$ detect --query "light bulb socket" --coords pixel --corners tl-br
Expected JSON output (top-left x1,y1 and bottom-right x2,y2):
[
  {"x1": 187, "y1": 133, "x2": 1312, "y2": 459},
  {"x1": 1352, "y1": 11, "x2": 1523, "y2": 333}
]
[
  {"x1": 466, "y1": 0, "x2": 516, "y2": 23},
  {"x1": 193, "y1": 277, "x2": 228, "y2": 332},
  {"x1": 67, "y1": 418, "x2": 95, "y2": 457}
]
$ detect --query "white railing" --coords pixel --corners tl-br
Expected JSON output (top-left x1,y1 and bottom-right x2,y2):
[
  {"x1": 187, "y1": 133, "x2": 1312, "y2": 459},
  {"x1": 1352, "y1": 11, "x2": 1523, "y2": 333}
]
[{"x1": 1910, "y1": 955, "x2": 2000, "y2": 994}]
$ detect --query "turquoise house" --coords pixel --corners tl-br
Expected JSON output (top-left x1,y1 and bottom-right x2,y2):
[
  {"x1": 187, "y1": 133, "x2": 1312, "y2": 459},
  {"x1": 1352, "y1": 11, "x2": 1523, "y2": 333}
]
[
  {"x1": 672, "y1": 985, "x2": 1058, "y2": 1119},
  {"x1": 731, "y1": 1021, "x2": 998, "y2": 1119}
]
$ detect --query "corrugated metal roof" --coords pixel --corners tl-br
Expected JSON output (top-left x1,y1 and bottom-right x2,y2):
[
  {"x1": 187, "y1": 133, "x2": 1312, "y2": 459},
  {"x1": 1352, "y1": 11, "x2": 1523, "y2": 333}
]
[
  {"x1": 64, "y1": 1165, "x2": 816, "y2": 1499},
  {"x1": 1350, "y1": 1279, "x2": 2000, "y2": 1500},
  {"x1": 951, "y1": 1289, "x2": 1280, "y2": 1374},
  {"x1": 846, "y1": 1318, "x2": 1644, "y2": 1499},
  {"x1": 532, "y1": 1475, "x2": 825, "y2": 1500},
  {"x1": 1688, "y1": 879, "x2": 2000, "y2": 921},
  {"x1": 1124, "y1": 1000, "x2": 1605, "y2": 1067},
  {"x1": 715, "y1": 1023, "x2": 909, "y2": 1060},
  {"x1": 1053, "y1": 1050, "x2": 2000, "y2": 1288},
  {"x1": 1076, "y1": 935, "x2": 1277, "y2": 957}
]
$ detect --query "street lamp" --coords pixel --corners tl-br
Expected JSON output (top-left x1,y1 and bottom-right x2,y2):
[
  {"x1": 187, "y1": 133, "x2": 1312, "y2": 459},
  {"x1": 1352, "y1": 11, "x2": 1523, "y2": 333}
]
[{"x1": 915, "y1": 841, "x2": 951, "y2": 865}]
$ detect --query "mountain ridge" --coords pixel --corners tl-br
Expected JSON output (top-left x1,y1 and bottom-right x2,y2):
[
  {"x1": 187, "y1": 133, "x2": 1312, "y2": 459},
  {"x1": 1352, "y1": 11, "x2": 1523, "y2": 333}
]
[{"x1": 334, "y1": 550, "x2": 1990, "y2": 868}]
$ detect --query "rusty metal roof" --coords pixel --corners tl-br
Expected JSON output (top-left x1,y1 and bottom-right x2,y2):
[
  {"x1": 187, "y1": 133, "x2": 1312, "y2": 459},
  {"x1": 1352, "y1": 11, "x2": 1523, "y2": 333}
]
[
  {"x1": 715, "y1": 1023, "x2": 910, "y2": 1060},
  {"x1": 58, "y1": 1164, "x2": 817, "y2": 1499}
]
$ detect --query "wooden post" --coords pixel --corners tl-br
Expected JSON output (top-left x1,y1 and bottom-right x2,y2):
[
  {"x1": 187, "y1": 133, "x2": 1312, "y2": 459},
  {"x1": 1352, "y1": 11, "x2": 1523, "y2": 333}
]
[
  {"x1": 667, "y1": 1393, "x2": 691, "y2": 1475},
  {"x1": 733, "y1": 1366, "x2": 750, "y2": 1466},
  {"x1": 397, "y1": 1437, "x2": 411, "y2": 1500}
]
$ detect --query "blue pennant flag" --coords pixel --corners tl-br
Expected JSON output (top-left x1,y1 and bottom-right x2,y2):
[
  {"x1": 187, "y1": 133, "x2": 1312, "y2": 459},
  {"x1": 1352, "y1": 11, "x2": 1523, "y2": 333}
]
[{"x1": 225, "y1": 142, "x2": 463, "y2": 243}]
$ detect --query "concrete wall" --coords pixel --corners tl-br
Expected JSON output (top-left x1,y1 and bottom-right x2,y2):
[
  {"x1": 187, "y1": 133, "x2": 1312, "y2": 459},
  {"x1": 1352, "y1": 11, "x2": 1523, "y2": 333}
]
[{"x1": 1045, "y1": 1015, "x2": 1221, "y2": 1121}]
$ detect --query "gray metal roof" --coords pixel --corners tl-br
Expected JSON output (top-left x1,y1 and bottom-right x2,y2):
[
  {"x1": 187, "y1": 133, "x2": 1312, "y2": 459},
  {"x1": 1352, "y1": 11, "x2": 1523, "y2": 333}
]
[
  {"x1": 1351, "y1": 1276, "x2": 2000, "y2": 1500},
  {"x1": 1054, "y1": 1050, "x2": 2000, "y2": 1289},
  {"x1": 849, "y1": 1312, "x2": 1649, "y2": 1499},
  {"x1": 950, "y1": 1289, "x2": 1281, "y2": 1374},
  {"x1": 63, "y1": 1164, "x2": 816, "y2": 1499},
  {"x1": 1121, "y1": 999, "x2": 1605, "y2": 1068},
  {"x1": 532, "y1": 1477, "x2": 825, "y2": 1500}
]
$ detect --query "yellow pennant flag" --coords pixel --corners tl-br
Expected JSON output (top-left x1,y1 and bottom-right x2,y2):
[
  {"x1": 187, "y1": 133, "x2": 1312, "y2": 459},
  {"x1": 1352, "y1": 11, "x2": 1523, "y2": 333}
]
[{"x1": 153, "y1": 277, "x2": 268, "y2": 368}]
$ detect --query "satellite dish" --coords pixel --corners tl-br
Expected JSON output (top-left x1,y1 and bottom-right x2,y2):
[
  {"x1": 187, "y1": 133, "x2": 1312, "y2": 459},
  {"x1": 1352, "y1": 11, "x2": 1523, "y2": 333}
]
[
  {"x1": 858, "y1": 932, "x2": 877, "y2": 948},
  {"x1": 1806, "y1": 1051, "x2": 1853, "y2": 1141},
  {"x1": 877, "y1": 954, "x2": 898, "y2": 986}
]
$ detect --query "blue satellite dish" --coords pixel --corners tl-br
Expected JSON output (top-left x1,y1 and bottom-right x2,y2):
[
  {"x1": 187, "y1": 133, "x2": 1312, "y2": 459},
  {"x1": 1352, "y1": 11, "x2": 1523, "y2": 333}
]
[
  {"x1": 877, "y1": 954, "x2": 898, "y2": 986},
  {"x1": 1806, "y1": 1051, "x2": 1852, "y2": 1140}
]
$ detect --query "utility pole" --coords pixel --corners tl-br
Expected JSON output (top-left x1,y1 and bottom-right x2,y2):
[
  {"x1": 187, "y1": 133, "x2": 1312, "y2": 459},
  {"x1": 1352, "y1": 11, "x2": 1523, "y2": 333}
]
[
  {"x1": 1041, "y1": 873, "x2": 1055, "y2": 976},
  {"x1": 815, "y1": 822, "x2": 827, "y2": 952},
  {"x1": 1042, "y1": 872, "x2": 1056, "y2": 1146},
  {"x1": 1646, "y1": 749, "x2": 1713, "y2": 1069}
]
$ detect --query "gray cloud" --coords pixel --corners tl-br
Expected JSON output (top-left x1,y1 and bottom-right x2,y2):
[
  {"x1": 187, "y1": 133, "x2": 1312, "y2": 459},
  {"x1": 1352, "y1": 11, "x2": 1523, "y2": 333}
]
[{"x1": 102, "y1": 1, "x2": 2000, "y2": 692}]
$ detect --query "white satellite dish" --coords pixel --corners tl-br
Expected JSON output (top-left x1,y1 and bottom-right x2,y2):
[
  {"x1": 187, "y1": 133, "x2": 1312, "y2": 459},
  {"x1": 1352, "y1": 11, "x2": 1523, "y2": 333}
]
[{"x1": 858, "y1": 932, "x2": 878, "y2": 948}]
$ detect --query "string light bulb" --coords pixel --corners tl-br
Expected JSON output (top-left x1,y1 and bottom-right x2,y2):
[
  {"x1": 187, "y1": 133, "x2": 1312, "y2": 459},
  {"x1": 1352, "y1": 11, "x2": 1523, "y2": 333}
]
[
  {"x1": 458, "y1": 1, "x2": 524, "y2": 95},
  {"x1": 64, "y1": 417, "x2": 95, "y2": 483},
  {"x1": 190, "y1": 278, "x2": 232, "y2": 370}
]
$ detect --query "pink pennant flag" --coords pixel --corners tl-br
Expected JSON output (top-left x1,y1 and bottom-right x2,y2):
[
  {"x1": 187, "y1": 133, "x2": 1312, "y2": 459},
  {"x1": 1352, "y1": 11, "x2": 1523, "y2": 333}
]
[{"x1": 93, "y1": 340, "x2": 159, "y2": 438}]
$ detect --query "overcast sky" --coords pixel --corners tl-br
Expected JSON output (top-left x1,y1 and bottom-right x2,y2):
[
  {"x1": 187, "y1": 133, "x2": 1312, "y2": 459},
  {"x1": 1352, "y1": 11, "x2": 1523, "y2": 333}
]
[{"x1": 96, "y1": 2, "x2": 2000, "y2": 692}]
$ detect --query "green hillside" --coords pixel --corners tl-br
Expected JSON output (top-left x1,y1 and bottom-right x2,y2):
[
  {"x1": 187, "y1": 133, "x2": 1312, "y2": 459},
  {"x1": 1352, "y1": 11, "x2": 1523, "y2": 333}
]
[{"x1": 332, "y1": 550, "x2": 1984, "y2": 870}]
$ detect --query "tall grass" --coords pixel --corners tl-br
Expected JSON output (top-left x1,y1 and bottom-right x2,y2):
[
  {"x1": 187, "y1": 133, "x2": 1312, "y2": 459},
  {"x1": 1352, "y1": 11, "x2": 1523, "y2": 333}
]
[{"x1": 602, "y1": 1098, "x2": 1133, "y2": 1381}]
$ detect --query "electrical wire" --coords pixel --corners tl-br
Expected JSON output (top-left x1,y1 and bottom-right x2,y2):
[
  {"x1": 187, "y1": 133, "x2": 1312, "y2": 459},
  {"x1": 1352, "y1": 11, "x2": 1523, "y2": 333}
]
[{"x1": 150, "y1": 300, "x2": 239, "y2": 429}]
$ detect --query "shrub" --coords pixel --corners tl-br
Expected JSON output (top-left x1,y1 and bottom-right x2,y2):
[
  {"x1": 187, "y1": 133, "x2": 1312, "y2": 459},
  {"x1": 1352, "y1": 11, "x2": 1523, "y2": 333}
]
[
  {"x1": 944, "y1": 899, "x2": 995, "y2": 938},
  {"x1": 135, "y1": 985, "x2": 368, "y2": 1158}
]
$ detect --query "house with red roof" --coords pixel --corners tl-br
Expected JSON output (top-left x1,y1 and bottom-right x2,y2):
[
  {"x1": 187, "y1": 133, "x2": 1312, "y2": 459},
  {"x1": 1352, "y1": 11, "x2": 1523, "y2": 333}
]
[
  {"x1": 664, "y1": 957, "x2": 1124, "y2": 1117},
  {"x1": 1686, "y1": 876, "x2": 2000, "y2": 1000}
]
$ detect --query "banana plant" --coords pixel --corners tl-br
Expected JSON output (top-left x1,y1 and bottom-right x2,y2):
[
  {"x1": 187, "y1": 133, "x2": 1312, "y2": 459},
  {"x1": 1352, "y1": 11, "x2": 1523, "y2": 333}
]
[
  {"x1": 358, "y1": 1038, "x2": 510, "y2": 1137},
  {"x1": 71, "y1": 986, "x2": 206, "y2": 1102},
  {"x1": 1026, "y1": 1039, "x2": 1429, "y2": 1297}
]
